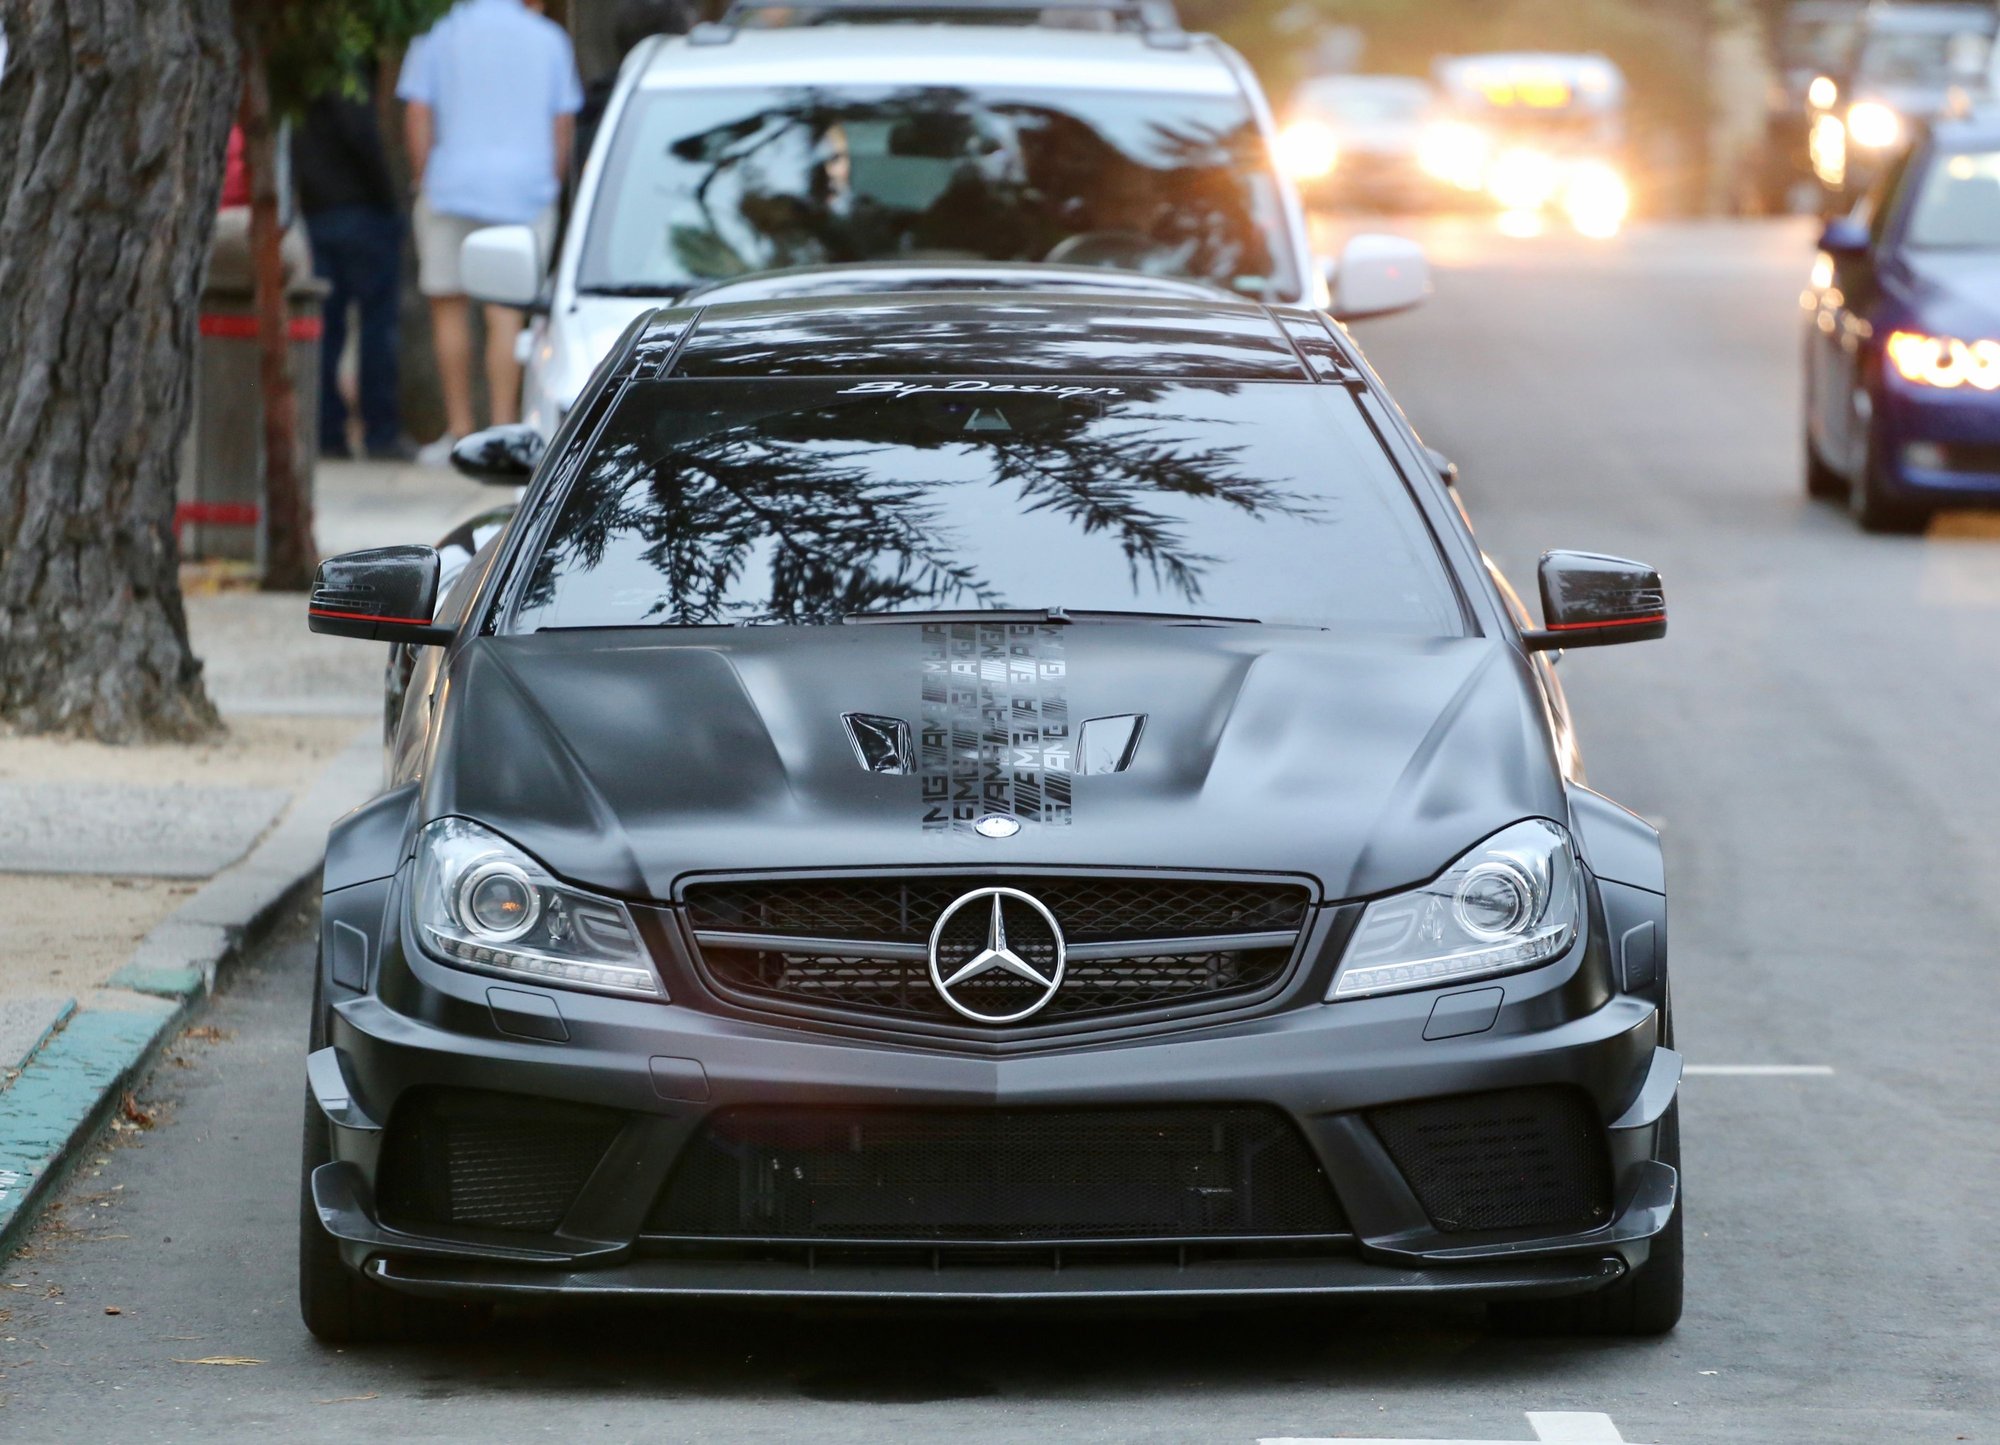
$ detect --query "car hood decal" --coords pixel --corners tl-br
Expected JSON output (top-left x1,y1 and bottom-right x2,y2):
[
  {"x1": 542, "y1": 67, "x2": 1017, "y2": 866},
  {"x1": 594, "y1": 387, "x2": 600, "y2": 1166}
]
[{"x1": 423, "y1": 626, "x2": 1565, "y2": 903}]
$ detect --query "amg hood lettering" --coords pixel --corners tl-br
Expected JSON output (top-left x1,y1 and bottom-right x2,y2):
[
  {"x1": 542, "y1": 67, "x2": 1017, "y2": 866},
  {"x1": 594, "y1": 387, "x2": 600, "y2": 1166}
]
[
  {"x1": 838, "y1": 380, "x2": 1126, "y2": 402},
  {"x1": 920, "y1": 623, "x2": 1073, "y2": 833}
]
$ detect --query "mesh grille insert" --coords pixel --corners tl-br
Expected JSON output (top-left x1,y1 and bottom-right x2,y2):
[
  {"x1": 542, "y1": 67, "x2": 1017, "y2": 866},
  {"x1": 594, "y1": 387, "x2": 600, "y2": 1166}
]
[
  {"x1": 376, "y1": 1088, "x2": 625, "y2": 1235},
  {"x1": 685, "y1": 876, "x2": 1309, "y2": 943},
  {"x1": 684, "y1": 875, "x2": 1310, "y2": 1027},
  {"x1": 1367, "y1": 1085, "x2": 1613, "y2": 1235},
  {"x1": 650, "y1": 1106, "x2": 1344, "y2": 1241}
]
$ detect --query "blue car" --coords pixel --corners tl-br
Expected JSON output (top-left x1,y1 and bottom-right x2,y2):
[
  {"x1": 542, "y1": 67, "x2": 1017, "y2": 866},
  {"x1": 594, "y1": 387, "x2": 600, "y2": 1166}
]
[{"x1": 1805, "y1": 109, "x2": 2000, "y2": 530}]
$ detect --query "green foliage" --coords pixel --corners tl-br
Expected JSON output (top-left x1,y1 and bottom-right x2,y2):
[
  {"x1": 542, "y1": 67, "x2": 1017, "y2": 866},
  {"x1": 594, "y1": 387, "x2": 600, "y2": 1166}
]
[{"x1": 239, "y1": 0, "x2": 457, "y2": 111}]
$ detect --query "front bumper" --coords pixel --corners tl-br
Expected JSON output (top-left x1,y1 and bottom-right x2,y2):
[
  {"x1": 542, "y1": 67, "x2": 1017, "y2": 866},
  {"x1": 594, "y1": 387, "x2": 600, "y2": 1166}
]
[
  {"x1": 1877, "y1": 373, "x2": 2000, "y2": 504},
  {"x1": 308, "y1": 879, "x2": 1679, "y2": 1304}
]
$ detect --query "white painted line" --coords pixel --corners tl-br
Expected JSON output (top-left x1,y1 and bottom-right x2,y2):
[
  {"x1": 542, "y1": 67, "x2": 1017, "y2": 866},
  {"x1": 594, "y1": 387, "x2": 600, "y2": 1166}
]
[
  {"x1": 1684, "y1": 1064, "x2": 1835, "y2": 1077},
  {"x1": 1528, "y1": 1412, "x2": 1628, "y2": 1443},
  {"x1": 1261, "y1": 1409, "x2": 1647, "y2": 1445}
]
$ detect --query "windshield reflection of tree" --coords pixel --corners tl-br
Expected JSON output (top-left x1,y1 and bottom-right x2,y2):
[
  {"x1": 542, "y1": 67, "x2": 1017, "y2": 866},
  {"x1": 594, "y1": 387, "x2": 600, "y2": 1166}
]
[
  {"x1": 520, "y1": 387, "x2": 1323, "y2": 627},
  {"x1": 664, "y1": 86, "x2": 1275, "y2": 288}
]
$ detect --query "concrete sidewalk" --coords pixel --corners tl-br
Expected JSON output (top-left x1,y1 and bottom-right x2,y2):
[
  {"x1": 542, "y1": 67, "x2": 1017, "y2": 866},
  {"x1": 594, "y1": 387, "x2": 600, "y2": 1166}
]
[{"x1": 0, "y1": 459, "x2": 487, "y2": 1249}]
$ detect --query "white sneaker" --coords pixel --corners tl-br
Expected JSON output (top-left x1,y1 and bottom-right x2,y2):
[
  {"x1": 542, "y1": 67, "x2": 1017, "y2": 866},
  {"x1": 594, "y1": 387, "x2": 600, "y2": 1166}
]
[{"x1": 415, "y1": 434, "x2": 461, "y2": 468}]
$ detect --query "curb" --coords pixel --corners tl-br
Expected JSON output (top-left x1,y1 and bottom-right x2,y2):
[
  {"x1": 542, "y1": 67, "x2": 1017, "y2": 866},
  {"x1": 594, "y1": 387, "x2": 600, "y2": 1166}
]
[{"x1": 0, "y1": 727, "x2": 377, "y2": 1256}]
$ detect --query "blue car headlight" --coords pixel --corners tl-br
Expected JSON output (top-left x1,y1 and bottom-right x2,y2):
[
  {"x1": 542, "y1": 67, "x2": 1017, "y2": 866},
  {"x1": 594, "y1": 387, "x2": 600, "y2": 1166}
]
[{"x1": 1329, "y1": 820, "x2": 1583, "y2": 1001}]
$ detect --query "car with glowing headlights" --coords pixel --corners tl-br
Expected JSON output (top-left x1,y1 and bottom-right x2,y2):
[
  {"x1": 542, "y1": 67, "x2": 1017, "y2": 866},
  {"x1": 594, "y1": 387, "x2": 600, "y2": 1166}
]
[
  {"x1": 1807, "y1": 1, "x2": 1995, "y2": 206},
  {"x1": 1806, "y1": 108, "x2": 2000, "y2": 528},
  {"x1": 298, "y1": 288, "x2": 1682, "y2": 1342}
]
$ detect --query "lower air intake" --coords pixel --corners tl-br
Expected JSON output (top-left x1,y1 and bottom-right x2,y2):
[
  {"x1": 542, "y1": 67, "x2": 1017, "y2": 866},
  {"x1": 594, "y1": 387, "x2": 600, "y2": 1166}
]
[
  {"x1": 376, "y1": 1087, "x2": 624, "y2": 1234},
  {"x1": 1367, "y1": 1085, "x2": 1613, "y2": 1235},
  {"x1": 651, "y1": 1106, "x2": 1344, "y2": 1241}
]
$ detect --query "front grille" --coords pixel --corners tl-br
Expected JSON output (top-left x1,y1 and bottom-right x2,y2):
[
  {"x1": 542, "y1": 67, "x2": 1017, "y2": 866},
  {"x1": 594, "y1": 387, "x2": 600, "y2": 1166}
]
[
  {"x1": 684, "y1": 874, "x2": 1311, "y2": 1027},
  {"x1": 649, "y1": 1106, "x2": 1344, "y2": 1241},
  {"x1": 1367, "y1": 1085, "x2": 1613, "y2": 1235},
  {"x1": 376, "y1": 1088, "x2": 625, "y2": 1235}
]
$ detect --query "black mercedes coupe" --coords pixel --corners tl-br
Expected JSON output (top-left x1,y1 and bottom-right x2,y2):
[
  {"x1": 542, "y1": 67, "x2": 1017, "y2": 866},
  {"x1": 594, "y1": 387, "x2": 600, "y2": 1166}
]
[{"x1": 301, "y1": 291, "x2": 1681, "y2": 1341}]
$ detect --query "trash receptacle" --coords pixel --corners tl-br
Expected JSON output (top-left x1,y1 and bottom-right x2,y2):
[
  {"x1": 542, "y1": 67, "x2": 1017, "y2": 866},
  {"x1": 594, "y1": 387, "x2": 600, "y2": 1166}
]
[{"x1": 177, "y1": 210, "x2": 325, "y2": 569}]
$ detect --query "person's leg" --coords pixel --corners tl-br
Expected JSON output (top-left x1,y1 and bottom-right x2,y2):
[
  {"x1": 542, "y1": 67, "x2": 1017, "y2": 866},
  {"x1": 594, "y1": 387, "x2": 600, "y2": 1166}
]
[
  {"x1": 353, "y1": 208, "x2": 405, "y2": 456},
  {"x1": 413, "y1": 195, "x2": 476, "y2": 445},
  {"x1": 483, "y1": 303, "x2": 525, "y2": 427},
  {"x1": 305, "y1": 210, "x2": 353, "y2": 456},
  {"x1": 431, "y1": 296, "x2": 477, "y2": 439}
]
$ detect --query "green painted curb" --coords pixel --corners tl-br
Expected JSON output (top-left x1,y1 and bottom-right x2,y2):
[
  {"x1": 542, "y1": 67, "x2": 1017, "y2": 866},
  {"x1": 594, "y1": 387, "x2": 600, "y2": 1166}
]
[
  {"x1": 0, "y1": 1007, "x2": 182, "y2": 1254},
  {"x1": 105, "y1": 963, "x2": 206, "y2": 1000}
]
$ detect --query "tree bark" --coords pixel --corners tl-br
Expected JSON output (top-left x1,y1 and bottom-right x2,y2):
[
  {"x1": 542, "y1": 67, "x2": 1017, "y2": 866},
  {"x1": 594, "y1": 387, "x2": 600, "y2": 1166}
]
[
  {"x1": 0, "y1": 0, "x2": 239, "y2": 740},
  {"x1": 237, "y1": 44, "x2": 315, "y2": 592}
]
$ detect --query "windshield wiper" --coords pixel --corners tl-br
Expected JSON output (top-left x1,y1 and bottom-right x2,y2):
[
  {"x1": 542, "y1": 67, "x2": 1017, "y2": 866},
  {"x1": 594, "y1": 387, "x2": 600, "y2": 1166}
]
[{"x1": 844, "y1": 607, "x2": 1260, "y2": 627}]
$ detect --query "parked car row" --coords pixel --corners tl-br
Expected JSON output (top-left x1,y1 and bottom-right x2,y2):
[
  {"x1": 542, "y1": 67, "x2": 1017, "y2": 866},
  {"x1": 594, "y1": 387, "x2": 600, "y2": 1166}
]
[{"x1": 298, "y1": 0, "x2": 1684, "y2": 1345}]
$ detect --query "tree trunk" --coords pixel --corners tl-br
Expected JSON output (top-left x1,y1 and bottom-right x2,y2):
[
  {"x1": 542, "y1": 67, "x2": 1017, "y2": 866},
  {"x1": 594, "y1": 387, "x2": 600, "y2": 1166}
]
[
  {"x1": 0, "y1": 0, "x2": 238, "y2": 740},
  {"x1": 237, "y1": 44, "x2": 315, "y2": 591}
]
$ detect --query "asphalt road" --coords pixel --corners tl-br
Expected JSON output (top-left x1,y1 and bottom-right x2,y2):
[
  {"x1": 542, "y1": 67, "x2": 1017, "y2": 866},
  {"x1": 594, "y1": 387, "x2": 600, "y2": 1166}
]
[{"x1": 4, "y1": 218, "x2": 1997, "y2": 1443}]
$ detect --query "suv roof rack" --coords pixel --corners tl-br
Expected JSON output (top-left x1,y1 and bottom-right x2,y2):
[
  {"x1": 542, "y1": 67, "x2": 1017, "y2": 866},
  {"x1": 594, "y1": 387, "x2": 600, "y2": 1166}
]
[{"x1": 697, "y1": 0, "x2": 1189, "y2": 49}]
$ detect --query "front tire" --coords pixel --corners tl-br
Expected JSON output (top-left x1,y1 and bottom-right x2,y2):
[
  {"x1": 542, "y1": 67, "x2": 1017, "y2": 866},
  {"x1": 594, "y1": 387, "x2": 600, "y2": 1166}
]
[
  {"x1": 1850, "y1": 399, "x2": 1929, "y2": 534},
  {"x1": 1804, "y1": 424, "x2": 1844, "y2": 501},
  {"x1": 1489, "y1": 1103, "x2": 1684, "y2": 1337}
]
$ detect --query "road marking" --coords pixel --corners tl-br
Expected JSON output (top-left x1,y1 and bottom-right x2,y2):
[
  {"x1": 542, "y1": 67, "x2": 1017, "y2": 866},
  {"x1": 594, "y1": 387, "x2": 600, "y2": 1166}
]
[
  {"x1": 1684, "y1": 1064, "x2": 1834, "y2": 1077},
  {"x1": 1262, "y1": 1408, "x2": 1645, "y2": 1445}
]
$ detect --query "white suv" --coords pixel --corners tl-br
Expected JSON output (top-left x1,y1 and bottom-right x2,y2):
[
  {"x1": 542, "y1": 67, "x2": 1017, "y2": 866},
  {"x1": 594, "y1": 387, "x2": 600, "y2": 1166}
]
[{"x1": 464, "y1": 1, "x2": 1429, "y2": 434}]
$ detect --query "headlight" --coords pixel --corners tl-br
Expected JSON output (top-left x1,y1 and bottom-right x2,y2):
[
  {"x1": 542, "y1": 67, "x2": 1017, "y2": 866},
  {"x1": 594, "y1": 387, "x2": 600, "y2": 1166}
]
[
  {"x1": 1846, "y1": 101, "x2": 1902, "y2": 150},
  {"x1": 410, "y1": 817, "x2": 661, "y2": 998},
  {"x1": 1487, "y1": 147, "x2": 1562, "y2": 211},
  {"x1": 1329, "y1": 820, "x2": 1583, "y2": 1001},
  {"x1": 1811, "y1": 111, "x2": 1847, "y2": 187},
  {"x1": 1561, "y1": 161, "x2": 1631, "y2": 239},
  {"x1": 1808, "y1": 74, "x2": 1838, "y2": 111},
  {"x1": 1277, "y1": 119, "x2": 1340, "y2": 181},
  {"x1": 1886, "y1": 329, "x2": 2000, "y2": 390},
  {"x1": 1418, "y1": 122, "x2": 1490, "y2": 190}
]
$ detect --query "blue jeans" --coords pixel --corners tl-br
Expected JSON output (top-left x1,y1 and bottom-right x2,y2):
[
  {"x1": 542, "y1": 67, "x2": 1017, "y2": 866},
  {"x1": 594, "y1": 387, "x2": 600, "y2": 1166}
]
[{"x1": 306, "y1": 206, "x2": 403, "y2": 454}]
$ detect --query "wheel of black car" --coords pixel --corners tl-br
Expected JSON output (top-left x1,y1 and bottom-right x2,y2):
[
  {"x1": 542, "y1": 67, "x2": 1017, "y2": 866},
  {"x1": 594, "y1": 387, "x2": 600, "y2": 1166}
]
[
  {"x1": 1488, "y1": 1102, "x2": 1684, "y2": 1338},
  {"x1": 1849, "y1": 399, "x2": 1929, "y2": 534},
  {"x1": 1804, "y1": 423, "x2": 1844, "y2": 501}
]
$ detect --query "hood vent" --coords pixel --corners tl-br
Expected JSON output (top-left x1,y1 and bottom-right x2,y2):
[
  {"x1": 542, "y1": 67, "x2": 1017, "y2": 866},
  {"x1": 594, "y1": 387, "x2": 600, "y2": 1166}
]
[
  {"x1": 1077, "y1": 714, "x2": 1146, "y2": 776},
  {"x1": 841, "y1": 712, "x2": 1145, "y2": 777},
  {"x1": 842, "y1": 713, "x2": 914, "y2": 776}
]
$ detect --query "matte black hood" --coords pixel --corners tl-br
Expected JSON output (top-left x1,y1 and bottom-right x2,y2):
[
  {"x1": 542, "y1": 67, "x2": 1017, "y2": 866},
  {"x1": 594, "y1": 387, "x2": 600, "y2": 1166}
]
[{"x1": 423, "y1": 625, "x2": 1565, "y2": 903}]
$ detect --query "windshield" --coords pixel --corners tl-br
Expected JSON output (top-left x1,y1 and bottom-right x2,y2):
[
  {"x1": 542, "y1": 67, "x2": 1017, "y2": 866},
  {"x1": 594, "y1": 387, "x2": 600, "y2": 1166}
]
[
  {"x1": 577, "y1": 86, "x2": 1299, "y2": 300},
  {"x1": 1907, "y1": 149, "x2": 2000, "y2": 248},
  {"x1": 1784, "y1": 15, "x2": 1860, "y2": 74},
  {"x1": 1857, "y1": 26, "x2": 1991, "y2": 87},
  {"x1": 509, "y1": 379, "x2": 1460, "y2": 635}
]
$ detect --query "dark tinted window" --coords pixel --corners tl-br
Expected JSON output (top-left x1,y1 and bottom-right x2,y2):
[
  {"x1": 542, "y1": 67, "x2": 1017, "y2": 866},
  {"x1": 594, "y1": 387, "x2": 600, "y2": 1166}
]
[
  {"x1": 509, "y1": 379, "x2": 1460, "y2": 635},
  {"x1": 579, "y1": 86, "x2": 1298, "y2": 300}
]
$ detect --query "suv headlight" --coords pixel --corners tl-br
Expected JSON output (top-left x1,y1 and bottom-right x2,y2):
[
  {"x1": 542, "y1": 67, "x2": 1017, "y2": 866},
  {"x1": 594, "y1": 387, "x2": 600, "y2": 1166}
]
[
  {"x1": 1330, "y1": 819, "x2": 1582, "y2": 1001},
  {"x1": 410, "y1": 818, "x2": 661, "y2": 998}
]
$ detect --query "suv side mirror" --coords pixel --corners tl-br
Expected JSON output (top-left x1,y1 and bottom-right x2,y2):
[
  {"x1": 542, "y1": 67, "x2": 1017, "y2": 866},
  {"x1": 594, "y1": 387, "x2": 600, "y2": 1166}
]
[
  {"x1": 1522, "y1": 550, "x2": 1666, "y2": 651},
  {"x1": 1818, "y1": 216, "x2": 1869, "y2": 257},
  {"x1": 308, "y1": 546, "x2": 452, "y2": 646},
  {"x1": 461, "y1": 224, "x2": 545, "y2": 310},
  {"x1": 1325, "y1": 234, "x2": 1432, "y2": 321},
  {"x1": 451, "y1": 424, "x2": 546, "y2": 485}
]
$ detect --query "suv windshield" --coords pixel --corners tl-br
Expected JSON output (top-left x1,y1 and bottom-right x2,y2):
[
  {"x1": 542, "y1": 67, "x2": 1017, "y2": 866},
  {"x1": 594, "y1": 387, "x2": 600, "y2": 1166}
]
[
  {"x1": 509, "y1": 379, "x2": 1459, "y2": 635},
  {"x1": 577, "y1": 85, "x2": 1299, "y2": 299},
  {"x1": 1856, "y1": 25, "x2": 1991, "y2": 87}
]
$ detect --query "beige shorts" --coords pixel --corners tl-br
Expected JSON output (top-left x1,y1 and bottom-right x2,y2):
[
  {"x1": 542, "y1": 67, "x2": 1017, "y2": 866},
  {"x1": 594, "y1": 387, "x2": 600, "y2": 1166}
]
[{"x1": 413, "y1": 195, "x2": 557, "y2": 299}]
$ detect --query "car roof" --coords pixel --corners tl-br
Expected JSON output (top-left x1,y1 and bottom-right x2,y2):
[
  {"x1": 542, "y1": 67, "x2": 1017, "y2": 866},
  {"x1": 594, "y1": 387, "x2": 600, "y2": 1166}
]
[
  {"x1": 636, "y1": 23, "x2": 1242, "y2": 95},
  {"x1": 682, "y1": 262, "x2": 1232, "y2": 306},
  {"x1": 619, "y1": 292, "x2": 1357, "y2": 383}
]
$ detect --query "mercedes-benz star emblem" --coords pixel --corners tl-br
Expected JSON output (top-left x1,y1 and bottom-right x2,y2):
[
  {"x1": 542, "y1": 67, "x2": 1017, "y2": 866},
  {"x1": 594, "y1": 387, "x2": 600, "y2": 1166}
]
[
  {"x1": 973, "y1": 814, "x2": 1021, "y2": 839},
  {"x1": 927, "y1": 887, "x2": 1066, "y2": 1024}
]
